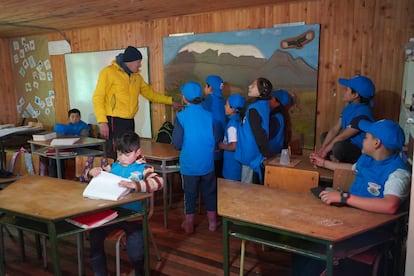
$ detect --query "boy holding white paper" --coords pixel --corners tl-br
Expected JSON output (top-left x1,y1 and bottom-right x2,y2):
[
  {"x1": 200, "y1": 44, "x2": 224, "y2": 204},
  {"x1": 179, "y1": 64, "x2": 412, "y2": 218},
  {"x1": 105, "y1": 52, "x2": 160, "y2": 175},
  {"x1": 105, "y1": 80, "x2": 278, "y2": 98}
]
[{"x1": 87, "y1": 131, "x2": 163, "y2": 276}]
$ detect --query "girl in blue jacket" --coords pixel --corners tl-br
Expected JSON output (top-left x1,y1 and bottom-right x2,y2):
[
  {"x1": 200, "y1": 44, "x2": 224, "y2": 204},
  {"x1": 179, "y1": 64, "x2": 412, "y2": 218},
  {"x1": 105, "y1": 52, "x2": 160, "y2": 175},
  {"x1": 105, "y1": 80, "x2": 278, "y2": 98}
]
[{"x1": 235, "y1": 77, "x2": 273, "y2": 184}]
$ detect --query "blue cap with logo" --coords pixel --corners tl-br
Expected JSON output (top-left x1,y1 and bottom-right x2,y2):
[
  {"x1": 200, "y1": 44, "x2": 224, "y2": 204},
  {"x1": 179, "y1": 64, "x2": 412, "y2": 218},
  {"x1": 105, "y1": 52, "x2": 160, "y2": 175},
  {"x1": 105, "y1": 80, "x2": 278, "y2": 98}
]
[
  {"x1": 358, "y1": 119, "x2": 405, "y2": 151},
  {"x1": 227, "y1": 94, "x2": 246, "y2": 110},
  {"x1": 180, "y1": 81, "x2": 202, "y2": 101},
  {"x1": 271, "y1": 89, "x2": 291, "y2": 106},
  {"x1": 338, "y1": 75, "x2": 375, "y2": 98}
]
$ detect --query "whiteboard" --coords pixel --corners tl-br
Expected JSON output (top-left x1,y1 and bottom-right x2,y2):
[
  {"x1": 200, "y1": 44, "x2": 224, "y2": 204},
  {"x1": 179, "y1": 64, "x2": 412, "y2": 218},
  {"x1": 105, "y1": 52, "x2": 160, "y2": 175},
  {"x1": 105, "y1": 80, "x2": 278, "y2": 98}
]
[{"x1": 64, "y1": 48, "x2": 152, "y2": 138}]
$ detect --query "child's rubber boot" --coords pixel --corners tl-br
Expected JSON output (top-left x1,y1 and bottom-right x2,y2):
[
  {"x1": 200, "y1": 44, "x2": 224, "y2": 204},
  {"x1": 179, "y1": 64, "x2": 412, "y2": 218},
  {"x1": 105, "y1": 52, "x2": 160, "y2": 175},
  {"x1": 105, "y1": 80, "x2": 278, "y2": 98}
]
[
  {"x1": 207, "y1": 211, "x2": 218, "y2": 232},
  {"x1": 181, "y1": 214, "x2": 194, "y2": 234}
]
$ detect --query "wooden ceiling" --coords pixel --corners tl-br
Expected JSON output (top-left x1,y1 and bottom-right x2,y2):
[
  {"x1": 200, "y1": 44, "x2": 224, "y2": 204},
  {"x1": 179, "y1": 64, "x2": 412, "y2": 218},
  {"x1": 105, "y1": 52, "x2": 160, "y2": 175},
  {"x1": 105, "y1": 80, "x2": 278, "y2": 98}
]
[{"x1": 0, "y1": 0, "x2": 291, "y2": 38}]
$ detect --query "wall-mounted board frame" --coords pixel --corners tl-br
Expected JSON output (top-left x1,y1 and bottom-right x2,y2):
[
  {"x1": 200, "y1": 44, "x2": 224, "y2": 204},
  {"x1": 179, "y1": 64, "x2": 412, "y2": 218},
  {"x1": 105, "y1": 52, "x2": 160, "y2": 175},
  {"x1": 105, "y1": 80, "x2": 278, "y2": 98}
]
[{"x1": 64, "y1": 47, "x2": 152, "y2": 138}]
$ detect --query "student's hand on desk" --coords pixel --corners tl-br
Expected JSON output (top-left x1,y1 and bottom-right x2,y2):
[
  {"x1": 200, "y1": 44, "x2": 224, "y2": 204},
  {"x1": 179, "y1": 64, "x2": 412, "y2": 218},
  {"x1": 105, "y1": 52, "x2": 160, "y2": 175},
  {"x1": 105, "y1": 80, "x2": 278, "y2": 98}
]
[
  {"x1": 309, "y1": 153, "x2": 325, "y2": 167},
  {"x1": 319, "y1": 190, "x2": 341, "y2": 205},
  {"x1": 118, "y1": 180, "x2": 136, "y2": 190},
  {"x1": 89, "y1": 167, "x2": 102, "y2": 177}
]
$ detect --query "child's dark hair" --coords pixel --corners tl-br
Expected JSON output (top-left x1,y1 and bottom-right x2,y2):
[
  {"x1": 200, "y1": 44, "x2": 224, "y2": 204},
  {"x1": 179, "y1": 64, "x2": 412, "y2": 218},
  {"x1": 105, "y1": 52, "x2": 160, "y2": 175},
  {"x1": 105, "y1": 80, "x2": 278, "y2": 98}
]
[
  {"x1": 68, "y1": 108, "x2": 81, "y2": 117},
  {"x1": 116, "y1": 131, "x2": 141, "y2": 153},
  {"x1": 350, "y1": 88, "x2": 371, "y2": 105},
  {"x1": 257, "y1": 77, "x2": 273, "y2": 98}
]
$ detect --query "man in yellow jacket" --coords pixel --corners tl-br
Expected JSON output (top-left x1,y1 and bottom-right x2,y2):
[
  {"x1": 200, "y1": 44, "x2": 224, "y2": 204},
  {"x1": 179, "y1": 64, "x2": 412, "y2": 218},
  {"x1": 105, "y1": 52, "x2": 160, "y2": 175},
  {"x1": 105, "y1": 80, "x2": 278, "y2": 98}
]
[{"x1": 93, "y1": 46, "x2": 180, "y2": 158}]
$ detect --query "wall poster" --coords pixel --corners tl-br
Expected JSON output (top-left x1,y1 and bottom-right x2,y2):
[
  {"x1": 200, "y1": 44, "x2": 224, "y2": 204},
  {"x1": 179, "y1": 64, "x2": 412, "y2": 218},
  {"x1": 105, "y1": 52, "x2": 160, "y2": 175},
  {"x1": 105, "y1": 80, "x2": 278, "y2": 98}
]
[
  {"x1": 163, "y1": 24, "x2": 320, "y2": 148},
  {"x1": 10, "y1": 35, "x2": 55, "y2": 126}
]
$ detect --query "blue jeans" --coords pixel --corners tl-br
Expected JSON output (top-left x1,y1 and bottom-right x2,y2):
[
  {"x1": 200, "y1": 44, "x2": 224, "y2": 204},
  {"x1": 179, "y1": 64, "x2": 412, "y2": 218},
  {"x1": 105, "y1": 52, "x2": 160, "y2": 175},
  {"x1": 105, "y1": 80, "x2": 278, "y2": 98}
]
[{"x1": 89, "y1": 220, "x2": 143, "y2": 276}]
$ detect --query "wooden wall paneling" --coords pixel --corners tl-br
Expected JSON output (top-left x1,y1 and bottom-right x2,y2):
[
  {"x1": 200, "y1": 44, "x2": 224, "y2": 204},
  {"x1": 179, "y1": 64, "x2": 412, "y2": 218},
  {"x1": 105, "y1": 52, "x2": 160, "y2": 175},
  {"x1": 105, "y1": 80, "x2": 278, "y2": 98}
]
[
  {"x1": 0, "y1": 38, "x2": 17, "y2": 125},
  {"x1": 20, "y1": 0, "x2": 410, "y2": 141}
]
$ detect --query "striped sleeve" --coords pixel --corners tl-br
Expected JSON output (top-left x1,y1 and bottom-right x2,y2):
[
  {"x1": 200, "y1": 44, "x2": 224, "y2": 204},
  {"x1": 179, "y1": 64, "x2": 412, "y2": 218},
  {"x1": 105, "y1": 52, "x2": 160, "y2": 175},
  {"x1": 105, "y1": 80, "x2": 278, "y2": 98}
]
[{"x1": 135, "y1": 164, "x2": 163, "y2": 192}]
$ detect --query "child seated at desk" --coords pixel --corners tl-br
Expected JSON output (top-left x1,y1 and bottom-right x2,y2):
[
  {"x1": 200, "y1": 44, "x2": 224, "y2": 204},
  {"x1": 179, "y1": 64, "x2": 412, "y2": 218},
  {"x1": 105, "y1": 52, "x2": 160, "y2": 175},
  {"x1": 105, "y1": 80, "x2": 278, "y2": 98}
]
[
  {"x1": 296, "y1": 119, "x2": 411, "y2": 275},
  {"x1": 48, "y1": 108, "x2": 90, "y2": 178},
  {"x1": 54, "y1": 108, "x2": 90, "y2": 136},
  {"x1": 87, "y1": 131, "x2": 163, "y2": 276}
]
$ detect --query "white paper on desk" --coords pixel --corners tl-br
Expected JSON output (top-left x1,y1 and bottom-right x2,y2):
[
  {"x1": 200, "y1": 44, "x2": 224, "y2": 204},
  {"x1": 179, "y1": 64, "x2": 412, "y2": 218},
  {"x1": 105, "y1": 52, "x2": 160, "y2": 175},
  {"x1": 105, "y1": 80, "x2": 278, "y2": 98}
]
[
  {"x1": 83, "y1": 171, "x2": 131, "y2": 201},
  {"x1": 50, "y1": 137, "x2": 80, "y2": 146}
]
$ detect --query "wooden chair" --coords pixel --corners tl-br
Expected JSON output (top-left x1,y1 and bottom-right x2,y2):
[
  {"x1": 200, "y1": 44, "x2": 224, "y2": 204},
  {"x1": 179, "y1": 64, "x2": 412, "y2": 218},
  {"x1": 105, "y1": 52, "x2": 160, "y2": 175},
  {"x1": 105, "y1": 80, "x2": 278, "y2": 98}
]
[
  {"x1": 332, "y1": 168, "x2": 355, "y2": 192},
  {"x1": 75, "y1": 156, "x2": 161, "y2": 275},
  {"x1": 263, "y1": 165, "x2": 319, "y2": 192},
  {"x1": 238, "y1": 166, "x2": 320, "y2": 275}
]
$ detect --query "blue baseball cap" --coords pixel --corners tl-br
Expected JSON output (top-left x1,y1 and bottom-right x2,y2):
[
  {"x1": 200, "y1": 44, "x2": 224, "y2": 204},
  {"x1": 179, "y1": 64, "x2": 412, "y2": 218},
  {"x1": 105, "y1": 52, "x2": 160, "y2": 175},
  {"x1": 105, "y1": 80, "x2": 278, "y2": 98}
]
[
  {"x1": 227, "y1": 94, "x2": 246, "y2": 110},
  {"x1": 338, "y1": 75, "x2": 375, "y2": 98},
  {"x1": 206, "y1": 75, "x2": 223, "y2": 95},
  {"x1": 180, "y1": 81, "x2": 202, "y2": 101},
  {"x1": 359, "y1": 119, "x2": 405, "y2": 151},
  {"x1": 271, "y1": 89, "x2": 291, "y2": 106}
]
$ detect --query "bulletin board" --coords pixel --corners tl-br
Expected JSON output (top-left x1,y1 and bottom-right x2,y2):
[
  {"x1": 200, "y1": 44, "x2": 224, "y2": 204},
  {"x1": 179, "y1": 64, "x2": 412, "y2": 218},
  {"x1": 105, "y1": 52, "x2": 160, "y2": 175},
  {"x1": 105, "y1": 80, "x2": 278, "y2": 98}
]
[
  {"x1": 64, "y1": 48, "x2": 152, "y2": 138},
  {"x1": 10, "y1": 35, "x2": 55, "y2": 126}
]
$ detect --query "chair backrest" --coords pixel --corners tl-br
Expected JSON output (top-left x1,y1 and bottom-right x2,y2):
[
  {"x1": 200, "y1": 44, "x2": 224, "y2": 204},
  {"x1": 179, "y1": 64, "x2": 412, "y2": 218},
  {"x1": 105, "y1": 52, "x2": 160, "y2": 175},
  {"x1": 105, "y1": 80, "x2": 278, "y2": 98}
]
[
  {"x1": 332, "y1": 169, "x2": 355, "y2": 192},
  {"x1": 264, "y1": 165, "x2": 319, "y2": 193},
  {"x1": 6, "y1": 149, "x2": 40, "y2": 176}
]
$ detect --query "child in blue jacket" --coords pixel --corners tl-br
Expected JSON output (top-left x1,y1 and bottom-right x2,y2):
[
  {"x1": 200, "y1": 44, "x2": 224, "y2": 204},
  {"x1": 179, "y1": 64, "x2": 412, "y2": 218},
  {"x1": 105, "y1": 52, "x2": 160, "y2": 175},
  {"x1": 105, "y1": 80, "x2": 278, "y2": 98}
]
[
  {"x1": 269, "y1": 89, "x2": 292, "y2": 155},
  {"x1": 54, "y1": 108, "x2": 90, "y2": 136},
  {"x1": 172, "y1": 81, "x2": 217, "y2": 234},
  {"x1": 202, "y1": 75, "x2": 226, "y2": 177},
  {"x1": 219, "y1": 94, "x2": 246, "y2": 181},
  {"x1": 235, "y1": 77, "x2": 273, "y2": 184}
]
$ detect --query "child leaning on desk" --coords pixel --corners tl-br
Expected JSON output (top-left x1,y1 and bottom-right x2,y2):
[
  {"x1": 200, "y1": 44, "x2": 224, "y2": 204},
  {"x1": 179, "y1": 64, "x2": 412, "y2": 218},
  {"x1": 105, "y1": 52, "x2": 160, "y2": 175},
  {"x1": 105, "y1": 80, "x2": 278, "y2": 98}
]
[
  {"x1": 87, "y1": 131, "x2": 163, "y2": 276},
  {"x1": 172, "y1": 81, "x2": 217, "y2": 234},
  {"x1": 296, "y1": 119, "x2": 411, "y2": 276},
  {"x1": 54, "y1": 108, "x2": 90, "y2": 136}
]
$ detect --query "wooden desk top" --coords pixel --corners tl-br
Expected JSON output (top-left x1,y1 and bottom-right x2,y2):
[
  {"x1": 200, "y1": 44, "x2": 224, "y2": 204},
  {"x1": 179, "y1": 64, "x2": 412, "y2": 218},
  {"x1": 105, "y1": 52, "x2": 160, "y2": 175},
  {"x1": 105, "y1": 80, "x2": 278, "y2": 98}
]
[
  {"x1": 0, "y1": 175, "x2": 150, "y2": 221},
  {"x1": 266, "y1": 152, "x2": 333, "y2": 182},
  {"x1": 218, "y1": 178, "x2": 403, "y2": 242},
  {"x1": 140, "y1": 139, "x2": 180, "y2": 161},
  {"x1": 28, "y1": 136, "x2": 105, "y2": 148}
]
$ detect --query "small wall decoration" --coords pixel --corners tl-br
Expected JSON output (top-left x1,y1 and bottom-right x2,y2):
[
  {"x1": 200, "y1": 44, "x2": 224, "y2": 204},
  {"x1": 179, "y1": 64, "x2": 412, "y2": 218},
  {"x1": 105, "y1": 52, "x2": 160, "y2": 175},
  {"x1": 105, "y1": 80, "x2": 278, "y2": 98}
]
[
  {"x1": 10, "y1": 35, "x2": 55, "y2": 126},
  {"x1": 163, "y1": 24, "x2": 320, "y2": 148}
]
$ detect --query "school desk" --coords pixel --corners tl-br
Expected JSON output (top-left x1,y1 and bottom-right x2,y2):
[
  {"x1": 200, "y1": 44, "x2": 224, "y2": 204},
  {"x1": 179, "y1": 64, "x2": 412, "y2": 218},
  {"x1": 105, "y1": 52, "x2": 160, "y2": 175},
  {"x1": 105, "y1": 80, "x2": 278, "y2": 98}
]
[
  {"x1": 218, "y1": 178, "x2": 406, "y2": 276},
  {"x1": 140, "y1": 139, "x2": 180, "y2": 228},
  {"x1": 0, "y1": 175, "x2": 151, "y2": 276},
  {"x1": 0, "y1": 125, "x2": 43, "y2": 174},
  {"x1": 266, "y1": 151, "x2": 334, "y2": 183},
  {"x1": 29, "y1": 136, "x2": 106, "y2": 179}
]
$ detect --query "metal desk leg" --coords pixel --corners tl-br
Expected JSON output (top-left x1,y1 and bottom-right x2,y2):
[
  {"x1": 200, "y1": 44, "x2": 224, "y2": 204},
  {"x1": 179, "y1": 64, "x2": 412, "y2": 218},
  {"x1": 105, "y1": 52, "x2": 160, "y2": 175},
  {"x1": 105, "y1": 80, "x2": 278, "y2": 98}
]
[
  {"x1": 47, "y1": 222, "x2": 61, "y2": 276},
  {"x1": 77, "y1": 233, "x2": 84, "y2": 276},
  {"x1": 161, "y1": 160, "x2": 168, "y2": 228},
  {"x1": 326, "y1": 244, "x2": 333, "y2": 276},
  {"x1": 55, "y1": 150, "x2": 62, "y2": 179},
  {"x1": 142, "y1": 203, "x2": 150, "y2": 276},
  {"x1": 223, "y1": 217, "x2": 229, "y2": 276},
  {"x1": 0, "y1": 225, "x2": 5, "y2": 276}
]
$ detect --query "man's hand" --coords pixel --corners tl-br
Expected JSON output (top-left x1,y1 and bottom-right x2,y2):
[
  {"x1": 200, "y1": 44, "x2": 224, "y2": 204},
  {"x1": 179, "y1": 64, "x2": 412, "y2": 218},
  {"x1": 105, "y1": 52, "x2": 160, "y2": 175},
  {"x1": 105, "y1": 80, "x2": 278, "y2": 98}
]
[{"x1": 99, "y1": 122, "x2": 109, "y2": 139}]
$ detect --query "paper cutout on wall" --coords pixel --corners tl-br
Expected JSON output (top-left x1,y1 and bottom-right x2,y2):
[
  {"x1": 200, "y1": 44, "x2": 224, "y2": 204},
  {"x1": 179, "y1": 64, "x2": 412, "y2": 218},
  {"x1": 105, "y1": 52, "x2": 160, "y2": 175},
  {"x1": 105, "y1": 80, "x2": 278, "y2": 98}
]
[{"x1": 10, "y1": 35, "x2": 55, "y2": 126}]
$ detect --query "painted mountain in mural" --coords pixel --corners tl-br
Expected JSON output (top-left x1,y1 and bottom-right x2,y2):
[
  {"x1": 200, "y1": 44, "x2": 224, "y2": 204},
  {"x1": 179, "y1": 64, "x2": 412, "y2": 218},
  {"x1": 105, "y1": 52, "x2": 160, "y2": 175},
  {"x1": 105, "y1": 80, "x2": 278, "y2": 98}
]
[
  {"x1": 163, "y1": 40, "x2": 318, "y2": 148},
  {"x1": 164, "y1": 41, "x2": 317, "y2": 95}
]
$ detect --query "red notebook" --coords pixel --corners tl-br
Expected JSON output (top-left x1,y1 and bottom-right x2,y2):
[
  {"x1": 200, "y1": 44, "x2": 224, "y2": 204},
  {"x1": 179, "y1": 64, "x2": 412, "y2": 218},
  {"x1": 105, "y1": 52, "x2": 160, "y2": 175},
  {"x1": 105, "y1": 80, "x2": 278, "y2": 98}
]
[{"x1": 66, "y1": 209, "x2": 118, "y2": 229}]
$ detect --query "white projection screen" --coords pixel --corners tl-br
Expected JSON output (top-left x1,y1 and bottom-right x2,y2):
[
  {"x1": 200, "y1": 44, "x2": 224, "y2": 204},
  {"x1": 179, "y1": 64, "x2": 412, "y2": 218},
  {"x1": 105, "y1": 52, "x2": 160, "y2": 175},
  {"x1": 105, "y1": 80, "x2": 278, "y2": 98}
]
[{"x1": 64, "y1": 47, "x2": 152, "y2": 138}]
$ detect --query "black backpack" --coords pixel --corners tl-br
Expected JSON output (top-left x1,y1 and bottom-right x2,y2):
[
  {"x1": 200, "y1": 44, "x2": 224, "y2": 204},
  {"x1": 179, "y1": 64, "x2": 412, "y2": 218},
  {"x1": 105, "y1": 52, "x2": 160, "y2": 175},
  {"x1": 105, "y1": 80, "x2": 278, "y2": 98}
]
[{"x1": 155, "y1": 121, "x2": 174, "y2": 144}]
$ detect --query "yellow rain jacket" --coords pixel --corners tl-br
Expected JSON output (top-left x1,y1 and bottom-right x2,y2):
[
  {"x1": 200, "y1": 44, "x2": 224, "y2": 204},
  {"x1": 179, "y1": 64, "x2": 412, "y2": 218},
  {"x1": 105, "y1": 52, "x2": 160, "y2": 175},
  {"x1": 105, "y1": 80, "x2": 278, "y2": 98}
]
[{"x1": 93, "y1": 60, "x2": 172, "y2": 124}]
